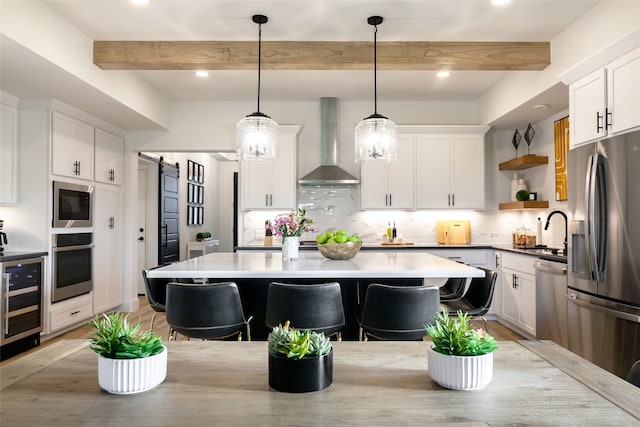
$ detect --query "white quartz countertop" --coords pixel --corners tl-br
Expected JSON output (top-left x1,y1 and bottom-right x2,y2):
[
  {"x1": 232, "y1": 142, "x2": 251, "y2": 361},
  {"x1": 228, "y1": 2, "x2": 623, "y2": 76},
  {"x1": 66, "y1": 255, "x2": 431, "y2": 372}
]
[{"x1": 146, "y1": 251, "x2": 484, "y2": 285}]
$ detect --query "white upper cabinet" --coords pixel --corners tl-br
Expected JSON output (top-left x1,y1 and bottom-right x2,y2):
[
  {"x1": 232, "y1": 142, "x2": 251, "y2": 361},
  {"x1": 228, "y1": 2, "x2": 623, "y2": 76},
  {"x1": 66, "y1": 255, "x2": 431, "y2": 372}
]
[
  {"x1": 569, "y1": 47, "x2": 640, "y2": 148},
  {"x1": 607, "y1": 47, "x2": 640, "y2": 134},
  {"x1": 51, "y1": 111, "x2": 94, "y2": 180},
  {"x1": 416, "y1": 134, "x2": 485, "y2": 209},
  {"x1": 0, "y1": 102, "x2": 18, "y2": 205},
  {"x1": 240, "y1": 129, "x2": 297, "y2": 210},
  {"x1": 94, "y1": 128, "x2": 124, "y2": 185},
  {"x1": 360, "y1": 134, "x2": 415, "y2": 209}
]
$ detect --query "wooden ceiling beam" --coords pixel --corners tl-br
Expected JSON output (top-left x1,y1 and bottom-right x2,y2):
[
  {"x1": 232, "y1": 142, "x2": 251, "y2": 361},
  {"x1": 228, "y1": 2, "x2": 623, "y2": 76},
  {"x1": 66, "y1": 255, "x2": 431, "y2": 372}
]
[{"x1": 94, "y1": 41, "x2": 549, "y2": 71}]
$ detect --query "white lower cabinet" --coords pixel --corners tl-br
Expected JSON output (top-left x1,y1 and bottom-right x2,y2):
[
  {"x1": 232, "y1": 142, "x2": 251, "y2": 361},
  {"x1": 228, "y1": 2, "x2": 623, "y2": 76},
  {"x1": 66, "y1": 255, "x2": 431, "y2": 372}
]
[
  {"x1": 499, "y1": 252, "x2": 536, "y2": 336},
  {"x1": 48, "y1": 293, "x2": 93, "y2": 332},
  {"x1": 423, "y1": 249, "x2": 488, "y2": 267},
  {"x1": 93, "y1": 185, "x2": 124, "y2": 314}
]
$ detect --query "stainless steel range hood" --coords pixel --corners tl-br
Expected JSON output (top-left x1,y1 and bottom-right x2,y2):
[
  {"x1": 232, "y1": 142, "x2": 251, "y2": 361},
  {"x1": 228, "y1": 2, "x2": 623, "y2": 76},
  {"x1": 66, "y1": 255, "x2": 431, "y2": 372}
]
[{"x1": 298, "y1": 98, "x2": 359, "y2": 185}]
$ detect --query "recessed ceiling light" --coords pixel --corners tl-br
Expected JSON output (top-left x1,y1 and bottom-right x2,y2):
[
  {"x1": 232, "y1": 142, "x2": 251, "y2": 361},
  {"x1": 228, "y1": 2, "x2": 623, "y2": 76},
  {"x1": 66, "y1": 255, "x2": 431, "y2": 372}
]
[
  {"x1": 533, "y1": 104, "x2": 549, "y2": 110},
  {"x1": 195, "y1": 71, "x2": 209, "y2": 77},
  {"x1": 492, "y1": 0, "x2": 511, "y2": 5},
  {"x1": 437, "y1": 71, "x2": 450, "y2": 78},
  {"x1": 130, "y1": 0, "x2": 149, "y2": 5}
]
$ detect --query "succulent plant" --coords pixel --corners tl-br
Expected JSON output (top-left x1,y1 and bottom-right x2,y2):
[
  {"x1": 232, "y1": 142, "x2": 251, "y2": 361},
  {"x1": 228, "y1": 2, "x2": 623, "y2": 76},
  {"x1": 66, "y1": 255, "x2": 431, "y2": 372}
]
[
  {"x1": 268, "y1": 321, "x2": 332, "y2": 359},
  {"x1": 89, "y1": 312, "x2": 164, "y2": 359},
  {"x1": 426, "y1": 310, "x2": 497, "y2": 356}
]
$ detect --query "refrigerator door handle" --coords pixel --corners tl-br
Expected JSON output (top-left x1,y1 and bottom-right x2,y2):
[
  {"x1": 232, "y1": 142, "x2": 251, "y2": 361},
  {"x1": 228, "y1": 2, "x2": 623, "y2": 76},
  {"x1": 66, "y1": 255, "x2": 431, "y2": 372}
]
[
  {"x1": 585, "y1": 154, "x2": 598, "y2": 281},
  {"x1": 593, "y1": 153, "x2": 608, "y2": 282},
  {"x1": 567, "y1": 293, "x2": 640, "y2": 323}
]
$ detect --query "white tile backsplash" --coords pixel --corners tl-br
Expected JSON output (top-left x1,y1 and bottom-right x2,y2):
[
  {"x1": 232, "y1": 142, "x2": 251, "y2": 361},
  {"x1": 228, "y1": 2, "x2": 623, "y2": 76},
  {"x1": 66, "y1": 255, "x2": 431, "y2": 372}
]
[{"x1": 241, "y1": 186, "x2": 567, "y2": 249}]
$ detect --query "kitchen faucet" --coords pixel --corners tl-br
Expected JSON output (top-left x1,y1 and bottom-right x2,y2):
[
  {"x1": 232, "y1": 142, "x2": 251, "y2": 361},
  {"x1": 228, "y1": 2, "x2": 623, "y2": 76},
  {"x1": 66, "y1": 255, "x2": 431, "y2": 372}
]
[{"x1": 544, "y1": 210, "x2": 568, "y2": 255}]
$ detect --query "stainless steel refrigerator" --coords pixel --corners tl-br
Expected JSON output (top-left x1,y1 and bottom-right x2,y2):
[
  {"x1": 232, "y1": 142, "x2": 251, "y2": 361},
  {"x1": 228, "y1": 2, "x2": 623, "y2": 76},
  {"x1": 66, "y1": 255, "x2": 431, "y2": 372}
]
[{"x1": 567, "y1": 130, "x2": 640, "y2": 379}]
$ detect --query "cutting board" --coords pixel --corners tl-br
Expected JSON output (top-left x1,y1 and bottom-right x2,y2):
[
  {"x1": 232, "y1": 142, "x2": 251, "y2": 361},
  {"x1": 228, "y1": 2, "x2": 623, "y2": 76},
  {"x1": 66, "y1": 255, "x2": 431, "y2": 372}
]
[{"x1": 436, "y1": 220, "x2": 471, "y2": 245}]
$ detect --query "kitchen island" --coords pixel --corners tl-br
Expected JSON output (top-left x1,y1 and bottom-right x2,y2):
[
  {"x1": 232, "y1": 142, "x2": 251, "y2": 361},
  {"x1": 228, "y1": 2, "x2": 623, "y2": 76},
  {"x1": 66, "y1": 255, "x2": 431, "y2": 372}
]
[
  {"x1": 146, "y1": 251, "x2": 484, "y2": 284},
  {"x1": 147, "y1": 251, "x2": 484, "y2": 339},
  {"x1": 2, "y1": 339, "x2": 639, "y2": 426}
]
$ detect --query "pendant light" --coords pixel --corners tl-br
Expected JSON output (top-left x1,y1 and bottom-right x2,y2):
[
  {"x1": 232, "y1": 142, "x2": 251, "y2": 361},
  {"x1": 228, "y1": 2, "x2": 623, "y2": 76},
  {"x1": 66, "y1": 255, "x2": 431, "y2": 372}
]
[
  {"x1": 236, "y1": 14, "x2": 279, "y2": 161},
  {"x1": 355, "y1": 16, "x2": 397, "y2": 163}
]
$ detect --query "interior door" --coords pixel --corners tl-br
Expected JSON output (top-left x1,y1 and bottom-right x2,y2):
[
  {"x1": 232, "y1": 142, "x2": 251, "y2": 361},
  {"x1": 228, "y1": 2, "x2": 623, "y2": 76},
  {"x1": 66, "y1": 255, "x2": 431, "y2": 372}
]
[
  {"x1": 159, "y1": 162, "x2": 180, "y2": 265},
  {"x1": 137, "y1": 167, "x2": 147, "y2": 294}
]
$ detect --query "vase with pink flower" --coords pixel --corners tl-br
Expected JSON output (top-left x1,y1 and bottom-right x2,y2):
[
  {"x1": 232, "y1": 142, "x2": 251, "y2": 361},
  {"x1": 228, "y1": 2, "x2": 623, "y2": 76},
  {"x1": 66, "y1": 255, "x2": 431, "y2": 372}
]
[{"x1": 270, "y1": 209, "x2": 315, "y2": 261}]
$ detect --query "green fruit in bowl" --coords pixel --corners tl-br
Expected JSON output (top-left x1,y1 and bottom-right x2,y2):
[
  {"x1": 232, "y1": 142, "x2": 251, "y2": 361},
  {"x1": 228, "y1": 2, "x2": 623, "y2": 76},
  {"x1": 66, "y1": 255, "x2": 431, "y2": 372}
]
[
  {"x1": 347, "y1": 235, "x2": 362, "y2": 242},
  {"x1": 336, "y1": 229, "x2": 348, "y2": 235},
  {"x1": 335, "y1": 234, "x2": 348, "y2": 243},
  {"x1": 326, "y1": 237, "x2": 336, "y2": 244},
  {"x1": 316, "y1": 233, "x2": 328, "y2": 244},
  {"x1": 325, "y1": 231, "x2": 335, "y2": 238}
]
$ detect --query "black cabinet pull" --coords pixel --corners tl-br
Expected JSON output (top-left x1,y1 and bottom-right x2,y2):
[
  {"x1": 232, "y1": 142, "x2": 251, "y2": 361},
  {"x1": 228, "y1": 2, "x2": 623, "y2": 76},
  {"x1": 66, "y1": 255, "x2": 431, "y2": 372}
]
[
  {"x1": 596, "y1": 111, "x2": 604, "y2": 133},
  {"x1": 605, "y1": 108, "x2": 612, "y2": 130}
]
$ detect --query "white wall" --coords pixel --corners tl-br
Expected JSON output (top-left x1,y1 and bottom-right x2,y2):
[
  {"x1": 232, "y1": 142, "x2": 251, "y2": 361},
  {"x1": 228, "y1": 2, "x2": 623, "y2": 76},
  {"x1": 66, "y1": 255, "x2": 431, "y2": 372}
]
[{"x1": 479, "y1": 1, "x2": 640, "y2": 125}]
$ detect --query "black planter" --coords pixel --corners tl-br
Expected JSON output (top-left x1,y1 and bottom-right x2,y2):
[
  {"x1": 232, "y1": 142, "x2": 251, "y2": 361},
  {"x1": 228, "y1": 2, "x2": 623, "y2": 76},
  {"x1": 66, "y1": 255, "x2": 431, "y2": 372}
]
[{"x1": 268, "y1": 350, "x2": 333, "y2": 393}]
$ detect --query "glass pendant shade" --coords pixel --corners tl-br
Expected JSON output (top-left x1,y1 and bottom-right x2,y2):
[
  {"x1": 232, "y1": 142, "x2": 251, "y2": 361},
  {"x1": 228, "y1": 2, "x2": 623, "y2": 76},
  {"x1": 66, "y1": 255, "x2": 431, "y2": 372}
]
[
  {"x1": 236, "y1": 112, "x2": 279, "y2": 161},
  {"x1": 355, "y1": 15, "x2": 397, "y2": 163},
  {"x1": 235, "y1": 14, "x2": 278, "y2": 161},
  {"x1": 355, "y1": 114, "x2": 398, "y2": 162}
]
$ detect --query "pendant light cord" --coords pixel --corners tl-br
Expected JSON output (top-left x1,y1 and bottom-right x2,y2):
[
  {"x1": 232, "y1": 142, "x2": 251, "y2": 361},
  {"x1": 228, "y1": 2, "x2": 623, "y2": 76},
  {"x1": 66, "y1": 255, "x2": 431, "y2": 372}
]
[
  {"x1": 257, "y1": 23, "x2": 262, "y2": 114},
  {"x1": 373, "y1": 23, "x2": 378, "y2": 116}
]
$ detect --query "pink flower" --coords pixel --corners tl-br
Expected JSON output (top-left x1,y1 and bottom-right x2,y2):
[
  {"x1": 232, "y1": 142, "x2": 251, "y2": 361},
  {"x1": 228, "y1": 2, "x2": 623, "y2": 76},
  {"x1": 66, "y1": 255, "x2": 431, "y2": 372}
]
[{"x1": 270, "y1": 209, "x2": 316, "y2": 238}]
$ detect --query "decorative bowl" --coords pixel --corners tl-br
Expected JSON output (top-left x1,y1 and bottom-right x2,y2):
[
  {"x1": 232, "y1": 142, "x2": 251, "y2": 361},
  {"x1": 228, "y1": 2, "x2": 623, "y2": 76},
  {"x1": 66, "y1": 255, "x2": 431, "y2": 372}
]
[{"x1": 317, "y1": 242, "x2": 362, "y2": 260}]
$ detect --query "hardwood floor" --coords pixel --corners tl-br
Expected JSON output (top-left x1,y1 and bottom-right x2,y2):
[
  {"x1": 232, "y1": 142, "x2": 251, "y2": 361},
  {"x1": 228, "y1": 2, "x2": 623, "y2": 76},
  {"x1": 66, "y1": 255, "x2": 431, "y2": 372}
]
[{"x1": 1, "y1": 297, "x2": 524, "y2": 366}]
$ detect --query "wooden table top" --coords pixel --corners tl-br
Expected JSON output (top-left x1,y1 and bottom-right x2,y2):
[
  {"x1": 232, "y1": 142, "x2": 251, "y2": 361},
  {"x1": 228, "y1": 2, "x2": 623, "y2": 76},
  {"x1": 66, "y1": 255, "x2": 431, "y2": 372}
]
[{"x1": 2, "y1": 340, "x2": 639, "y2": 426}]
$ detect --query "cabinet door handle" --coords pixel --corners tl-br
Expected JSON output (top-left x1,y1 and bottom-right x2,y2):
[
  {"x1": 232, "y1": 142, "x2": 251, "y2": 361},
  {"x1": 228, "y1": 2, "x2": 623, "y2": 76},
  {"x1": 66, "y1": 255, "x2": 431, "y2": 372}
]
[
  {"x1": 269, "y1": 194, "x2": 273, "y2": 206},
  {"x1": 596, "y1": 111, "x2": 604, "y2": 133},
  {"x1": 605, "y1": 107, "x2": 612, "y2": 130},
  {"x1": 452, "y1": 194, "x2": 455, "y2": 206},
  {"x1": 4, "y1": 274, "x2": 10, "y2": 333},
  {"x1": 265, "y1": 194, "x2": 269, "y2": 207},
  {"x1": 389, "y1": 194, "x2": 392, "y2": 207},
  {"x1": 448, "y1": 194, "x2": 451, "y2": 206},
  {"x1": 109, "y1": 216, "x2": 115, "y2": 229},
  {"x1": 73, "y1": 161, "x2": 79, "y2": 175},
  {"x1": 70, "y1": 310, "x2": 81, "y2": 316},
  {"x1": 109, "y1": 169, "x2": 115, "y2": 182}
]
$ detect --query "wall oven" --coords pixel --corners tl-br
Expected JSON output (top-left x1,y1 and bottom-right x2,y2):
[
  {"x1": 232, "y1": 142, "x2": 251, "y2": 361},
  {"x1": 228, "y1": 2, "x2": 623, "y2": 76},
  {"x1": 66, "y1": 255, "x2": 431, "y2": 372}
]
[
  {"x1": 52, "y1": 233, "x2": 93, "y2": 303},
  {"x1": 53, "y1": 181, "x2": 93, "y2": 228}
]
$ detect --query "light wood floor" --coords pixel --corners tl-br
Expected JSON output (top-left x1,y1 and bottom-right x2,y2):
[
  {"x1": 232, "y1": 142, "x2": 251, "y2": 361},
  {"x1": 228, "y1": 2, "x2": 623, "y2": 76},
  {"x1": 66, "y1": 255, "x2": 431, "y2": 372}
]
[{"x1": 1, "y1": 297, "x2": 524, "y2": 366}]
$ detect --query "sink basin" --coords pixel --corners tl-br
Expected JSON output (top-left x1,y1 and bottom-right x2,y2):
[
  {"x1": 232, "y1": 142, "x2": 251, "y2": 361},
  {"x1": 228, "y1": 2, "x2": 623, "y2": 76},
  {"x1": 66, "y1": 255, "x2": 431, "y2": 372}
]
[{"x1": 524, "y1": 247, "x2": 564, "y2": 256}]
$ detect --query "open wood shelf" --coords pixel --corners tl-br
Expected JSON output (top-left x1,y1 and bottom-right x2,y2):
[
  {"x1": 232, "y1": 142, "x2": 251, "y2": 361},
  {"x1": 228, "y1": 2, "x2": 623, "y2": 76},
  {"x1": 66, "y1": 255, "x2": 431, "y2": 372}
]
[
  {"x1": 499, "y1": 201, "x2": 549, "y2": 210},
  {"x1": 499, "y1": 154, "x2": 548, "y2": 170}
]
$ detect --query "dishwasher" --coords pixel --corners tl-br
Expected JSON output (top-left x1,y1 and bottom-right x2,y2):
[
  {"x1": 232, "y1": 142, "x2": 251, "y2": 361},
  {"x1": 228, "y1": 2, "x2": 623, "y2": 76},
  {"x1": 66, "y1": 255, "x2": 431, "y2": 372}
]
[{"x1": 534, "y1": 259, "x2": 568, "y2": 348}]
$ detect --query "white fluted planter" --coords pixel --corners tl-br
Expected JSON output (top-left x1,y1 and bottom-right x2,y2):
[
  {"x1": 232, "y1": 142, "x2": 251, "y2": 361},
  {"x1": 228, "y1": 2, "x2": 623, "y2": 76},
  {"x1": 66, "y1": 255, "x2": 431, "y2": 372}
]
[
  {"x1": 98, "y1": 346, "x2": 167, "y2": 394},
  {"x1": 427, "y1": 344, "x2": 493, "y2": 391}
]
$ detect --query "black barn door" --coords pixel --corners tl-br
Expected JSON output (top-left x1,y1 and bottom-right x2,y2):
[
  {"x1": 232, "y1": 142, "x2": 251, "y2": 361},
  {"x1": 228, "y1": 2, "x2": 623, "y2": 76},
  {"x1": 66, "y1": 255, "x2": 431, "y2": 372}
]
[{"x1": 159, "y1": 162, "x2": 180, "y2": 265}]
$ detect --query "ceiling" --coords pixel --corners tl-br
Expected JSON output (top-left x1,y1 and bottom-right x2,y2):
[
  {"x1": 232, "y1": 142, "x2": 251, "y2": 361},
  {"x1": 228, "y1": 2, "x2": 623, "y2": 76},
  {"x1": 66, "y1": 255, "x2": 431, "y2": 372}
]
[{"x1": 1, "y1": 0, "x2": 601, "y2": 130}]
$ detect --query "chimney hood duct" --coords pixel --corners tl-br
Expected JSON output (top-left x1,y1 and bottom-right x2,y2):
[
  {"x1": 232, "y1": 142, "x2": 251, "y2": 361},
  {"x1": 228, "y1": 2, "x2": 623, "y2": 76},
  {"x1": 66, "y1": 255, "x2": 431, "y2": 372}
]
[{"x1": 298, "y1": 98, "x2": 359, "y2": 185}]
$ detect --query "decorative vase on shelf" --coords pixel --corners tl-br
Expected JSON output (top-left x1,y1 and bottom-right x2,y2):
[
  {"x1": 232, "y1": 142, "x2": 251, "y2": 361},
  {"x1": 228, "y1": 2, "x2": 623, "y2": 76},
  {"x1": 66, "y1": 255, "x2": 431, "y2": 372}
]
[
  {"x1": 510, "y1": 173, "x2": 519, "y2": 202},
  {"x1": 282, "y1": 236, "x2": 300, "y2": 261}
]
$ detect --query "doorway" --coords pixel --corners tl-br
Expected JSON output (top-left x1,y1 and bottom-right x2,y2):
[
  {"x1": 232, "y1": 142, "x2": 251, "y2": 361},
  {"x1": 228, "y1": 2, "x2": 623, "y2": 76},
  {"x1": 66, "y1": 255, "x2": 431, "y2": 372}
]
[{"x1": 158, "y1": 161, "x2": 180, "y2": 265}]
